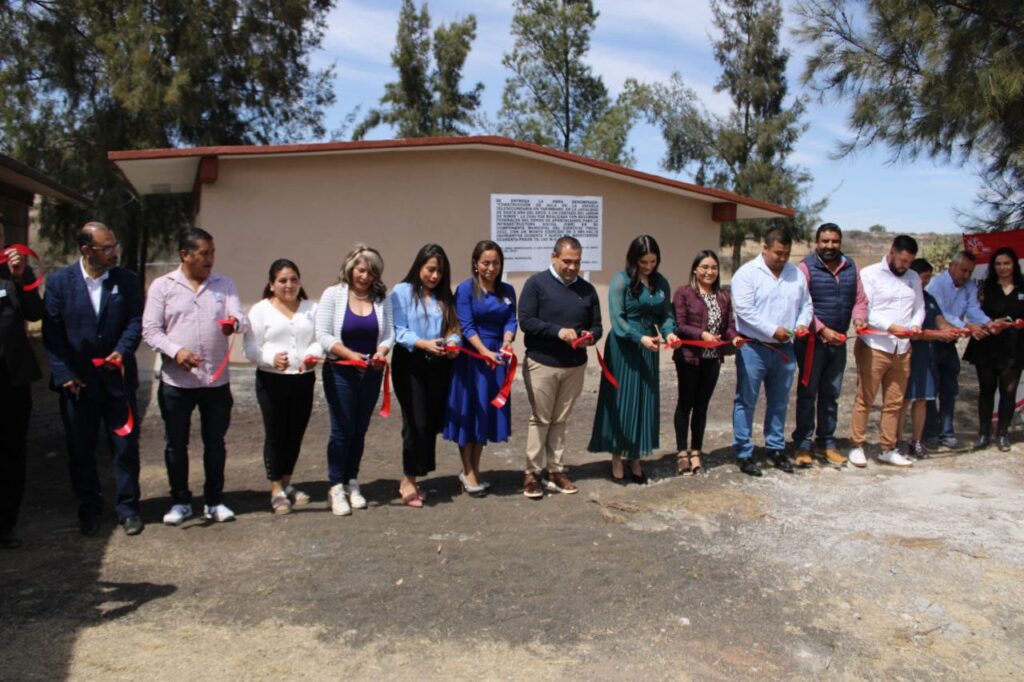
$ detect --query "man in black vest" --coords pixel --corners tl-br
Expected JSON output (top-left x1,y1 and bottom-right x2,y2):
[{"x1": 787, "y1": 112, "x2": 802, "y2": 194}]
[
  {"x1": 793, "y1": 224, "x2": 867, "y2": 467},
  {"x1": 517, "y1": 236, "x2": 603, "y2": 498},
  {"x1": 0, "y1": 213, "x2": 44, "y2": 549}
]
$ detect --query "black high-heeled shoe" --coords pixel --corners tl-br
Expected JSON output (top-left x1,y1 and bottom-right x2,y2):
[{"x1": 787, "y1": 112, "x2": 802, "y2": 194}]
[{"x1": 628, "y1": 464, "x2": 647, "y2": 485}]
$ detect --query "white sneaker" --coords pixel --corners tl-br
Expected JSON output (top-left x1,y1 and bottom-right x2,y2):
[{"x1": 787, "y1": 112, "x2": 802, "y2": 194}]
[
  {"x1": 162, "y1": 504, "x2": 193, "y2": 526},
  {"x1": 848, "y1": 447, "x2": 867, "y2": 468},
  {"x1": 329, "y1": 483, "x2": 351, "y2": 516},
  {"x1": 346, "y1": 480, "x2": 368, "y2": 510},
  {"x1": 878, "y1": 450, "x2": 913, "y2": 467},
  {"x1": 203, "y1": 503, "x2": 236, "y2": 522}
]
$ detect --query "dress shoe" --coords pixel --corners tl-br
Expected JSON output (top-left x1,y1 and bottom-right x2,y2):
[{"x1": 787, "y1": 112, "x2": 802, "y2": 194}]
[
  {"x1": 738, "y1": 459, "x2": 762, "y2": 477},
  {"x1": 998, "y1": 434, "x2": 1011, "y2": 452},
  {"x1": 120, "y1": 515, "x2": 144, "y2": 536},
  {"x1": 974, "y1": 434, "x2": 992, "y2": 451},
  {"x1": 0, "y1": 528, "x2": 23, "y2": 549},
  {"x1": 79, "y1": 515, "x2": 101, "y2": 537},
  {"x1": 767, "y1": 450, "x2": 794, "y2": 473},
  {"x1": 794, "y1": 449, "x2": 814, "y2": 468},
  {"x1": 939, "y1": 436, "x2": 963, "y2": 450}
]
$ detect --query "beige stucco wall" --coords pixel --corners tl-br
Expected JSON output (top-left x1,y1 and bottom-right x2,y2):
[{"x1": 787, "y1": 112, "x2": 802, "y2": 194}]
[{"x1": 194, "y1": 148, "x2": 721, "y2": 357}]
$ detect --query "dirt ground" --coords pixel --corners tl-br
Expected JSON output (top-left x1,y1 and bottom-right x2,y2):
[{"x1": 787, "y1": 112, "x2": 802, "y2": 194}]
[{"x1": 2, "y1": 339, "x2": 1023, "y2": 681}]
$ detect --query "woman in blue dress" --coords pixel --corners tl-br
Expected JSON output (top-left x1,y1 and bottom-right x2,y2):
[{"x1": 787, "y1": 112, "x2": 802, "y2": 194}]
[
  {"x1": 588, "y1": 235, "x2": 679, "y2": 484},
  {"x1": 443, "y1": 240, "x2": 517, "y2": 497}
]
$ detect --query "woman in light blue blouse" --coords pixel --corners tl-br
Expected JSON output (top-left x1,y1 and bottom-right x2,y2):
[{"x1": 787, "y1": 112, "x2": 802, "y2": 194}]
[{"x1": 390, "y1": 244, "x2": 460, "y2": 507}]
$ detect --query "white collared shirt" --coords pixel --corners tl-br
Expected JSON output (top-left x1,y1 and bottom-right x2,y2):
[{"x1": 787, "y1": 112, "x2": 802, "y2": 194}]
[
  {"x1": 79, "y1": 258, "x2": 109, "y2": 315},
  {"x1": 731, "y1": 254, "x2": 813, "y2": 343},
  {"x1": 860, "y1": 257, "x2": 925, "y2": 354}
]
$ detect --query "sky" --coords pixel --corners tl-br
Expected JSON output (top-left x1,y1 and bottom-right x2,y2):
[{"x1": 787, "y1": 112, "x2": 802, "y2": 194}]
[{"x1": 314, "y1": 0, "x2": 980, "y2": 235}]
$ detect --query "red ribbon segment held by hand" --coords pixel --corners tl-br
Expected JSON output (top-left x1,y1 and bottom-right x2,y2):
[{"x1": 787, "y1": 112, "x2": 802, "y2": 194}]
[
  {"x1": 326, "y1": 356, "x2": 392, "y2": 417},
  {"x1": 446, "y1": 345, "x2": 521, "y2": 404},
  {"x1": 91, "y1": 357, "x2": 134, "y2": 436},
  {"x1": 209, "y1": 318, "x2": 235, "y2": 383},
  {"x1": 571, "y1": 331, "x2": 619, "y2": 389},
  {"x1": 0, "y1": 244, "x2": 44, "y2": 290}
]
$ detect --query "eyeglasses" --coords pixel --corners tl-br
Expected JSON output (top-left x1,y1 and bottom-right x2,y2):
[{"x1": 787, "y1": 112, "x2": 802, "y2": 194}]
[{"x1": 90, "y1": 242, "x2": 121, "y2": 255}]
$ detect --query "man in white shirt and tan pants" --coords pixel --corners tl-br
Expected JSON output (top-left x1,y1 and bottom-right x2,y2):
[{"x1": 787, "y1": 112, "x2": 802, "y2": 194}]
[{"x1": 849, "y1": 235, "x2": 925, "y2": 468}]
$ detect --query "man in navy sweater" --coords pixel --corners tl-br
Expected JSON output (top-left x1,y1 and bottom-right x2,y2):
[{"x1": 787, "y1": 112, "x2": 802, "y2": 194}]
[{"x1": 517, "y1": 236, "x2": 603, "y2": 499}]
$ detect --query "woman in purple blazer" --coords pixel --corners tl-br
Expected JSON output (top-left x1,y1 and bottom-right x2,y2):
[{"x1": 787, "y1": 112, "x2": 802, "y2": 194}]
[{"x1": 672, "y1": 250, "x2": 741, "y2": 475}]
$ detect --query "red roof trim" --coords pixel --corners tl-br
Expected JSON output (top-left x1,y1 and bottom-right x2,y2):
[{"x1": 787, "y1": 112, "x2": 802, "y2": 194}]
[{"x1": 107, "y1": 136, "x2": 795, "y2": 217}]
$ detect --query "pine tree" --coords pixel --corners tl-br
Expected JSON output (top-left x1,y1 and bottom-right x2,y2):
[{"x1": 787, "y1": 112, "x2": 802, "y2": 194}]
[
  {"x1": 795, "y1": 1, "x2": 1024, "y2": 231},
  {"x1": 0, "y1": 0, "x2": 335, "y2": 272},
  {"x1": 498, "y1": 0, "x2": 640, "y2": 165},
  {"x1": 646, "y1": 0, "x2": 821, "y2": 272},
  {"x1": 352, "y1": 0, "x2": 483, "y2": 140}
]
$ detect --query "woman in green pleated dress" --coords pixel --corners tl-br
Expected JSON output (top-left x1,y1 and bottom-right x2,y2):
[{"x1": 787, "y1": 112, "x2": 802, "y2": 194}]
[{"x1": 588, "y1": 235, "x2": 679, "y2": 484}]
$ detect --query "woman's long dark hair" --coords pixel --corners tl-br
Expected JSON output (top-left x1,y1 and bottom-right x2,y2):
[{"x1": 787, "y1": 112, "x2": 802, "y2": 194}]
[
  {"x1": 401, "y1": 243, "x2": 460, "y2": 337},
  {"x1": 689, "y1": 249, "x2": 721, "y2": 293},
  {"x1": 625, "y1": 235, "x2": 661, "y2": 298},
  {"x1": 983, "y1": 246, "x2": 1024, "y2": 294},
  {"x1": 262, "y1": 258, "x2": 308, "y2": 300},
  {"x1": 470, "y1": 240, "x2": 508, "y2": 299}
]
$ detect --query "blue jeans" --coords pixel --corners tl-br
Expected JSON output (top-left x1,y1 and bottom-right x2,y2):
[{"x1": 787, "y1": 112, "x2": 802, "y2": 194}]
[
  {"x1": 792, "y1": 339, "x2": 847, "y2": 450},
  {"x1": 60, "y1": 384, "x2": 140, "y2": 520},
  {"x1": 733, "y1": 343, "x2": 796, "y2": 459},
  {"x1": 924, "y1": 342, "x2": 960, "y2": 440},
  {"x1": 323, "y1": 364, "x2": 383, "y2": 485},
  {"x1": 158, "y1": 382, "x2": 233, "y2": 506}
]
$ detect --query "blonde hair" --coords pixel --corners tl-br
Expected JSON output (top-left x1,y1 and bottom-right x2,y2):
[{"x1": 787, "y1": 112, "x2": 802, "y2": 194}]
[{"x1": 339, "y1": 244, "x2": 387, "y2": 301}]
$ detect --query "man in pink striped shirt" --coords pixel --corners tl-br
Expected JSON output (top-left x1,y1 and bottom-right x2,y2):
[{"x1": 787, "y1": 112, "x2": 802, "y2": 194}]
[{"x1": 142, "y1": 227, "x2": 247, "y2": 526}]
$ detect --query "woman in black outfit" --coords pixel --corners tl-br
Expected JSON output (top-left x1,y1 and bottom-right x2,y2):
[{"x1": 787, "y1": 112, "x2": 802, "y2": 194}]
[{"x1": 963, "y1": 246, "x2": 1024, "y2": 451}]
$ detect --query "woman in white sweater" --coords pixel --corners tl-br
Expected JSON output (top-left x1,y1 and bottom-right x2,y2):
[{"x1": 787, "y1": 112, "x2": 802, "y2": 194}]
[
  {"x1": 315, "y1": 244, "x2": 394, "y2": 517},
  {"x1": 244, "y1": 259, "x2": 322, "y2": 514}
]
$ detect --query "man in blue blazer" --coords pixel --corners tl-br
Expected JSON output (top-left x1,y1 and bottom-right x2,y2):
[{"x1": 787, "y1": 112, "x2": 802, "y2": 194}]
[{"x1": 43, "y1": 222, "x2": 144, "y2": 536}]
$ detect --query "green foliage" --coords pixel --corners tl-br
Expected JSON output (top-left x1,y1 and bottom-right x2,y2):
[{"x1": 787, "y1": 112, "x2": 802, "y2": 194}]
[
  {"x1": 0, "y1": 0, "x2": 336, "y2": 272},
  {"x1": 498, "y1": 0, "x2": 641, "y2": 165},
  {"x1": 353, "y1": 0, "x2": 483, "y2": 140},
  {"x1": 794, "y1": 0, "x2": 1024, "y2": 232},
  {"x1": 868, "y1": 224, "x2": 887, "y2": 233},
  {"x1": 644, "y1": 0, "x2": 822, "y2": 271},
  {"x1": 922, "y1": 235, "x2": 961, "y2": 271}
]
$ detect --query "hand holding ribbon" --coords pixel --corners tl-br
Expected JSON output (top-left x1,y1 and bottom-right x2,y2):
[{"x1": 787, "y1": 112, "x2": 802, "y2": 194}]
[
  {"x1": 209, "y1": 318, "x2": 236, "y2": 382},
  {"x1": 0, "y1": 244, "x2": 43, "y2": 290},
  {"x1": 572, "y1": 331, "x2": 619, "y2": 389},
  {"x1": 91, "y1": 357, "x2": 134, "y2": 436}
]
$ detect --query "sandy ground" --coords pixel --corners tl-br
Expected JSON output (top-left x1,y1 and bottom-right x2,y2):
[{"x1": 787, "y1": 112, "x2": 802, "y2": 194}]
[{"x1": 2, "y1": 340, "x2": 1023, "y2": 680}]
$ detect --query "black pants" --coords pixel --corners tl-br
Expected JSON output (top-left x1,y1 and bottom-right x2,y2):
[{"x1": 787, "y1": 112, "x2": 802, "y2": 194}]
[
  {"x1": 976, "y1": 364, "x2": 1022, "y2": 436},
  {"x1": 255, "y1": 370, "x2": 315, "y2": 481},
  {"x1": 0, "y1": 363, "x2": 31, "y2": 532},
  {"x1": 158, "y1": 382, "x2": 232, "y2": 506},
  {"x1": 674, "y1": 358, "x2": 721, "y2": 451},
  {"x1": 392, "y1": 346, "x2": 452, "y2": 477},
  {"x1": 58, "y1": 382, "x2": 141, "y2": 521}
]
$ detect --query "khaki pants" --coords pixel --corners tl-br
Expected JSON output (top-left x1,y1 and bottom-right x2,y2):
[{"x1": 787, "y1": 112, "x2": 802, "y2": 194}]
[
  {"x1": 523, "y1": 359, "x2": 587, "y2": 473},
  {"x1": 850, "y1": 339, "x2": 911, "y2": 450}
]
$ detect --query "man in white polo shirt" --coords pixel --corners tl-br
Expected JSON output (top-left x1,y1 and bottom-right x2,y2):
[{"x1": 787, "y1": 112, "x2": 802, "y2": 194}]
[{"x1": 848, "y1": 235, "x2": 925, "y2": 467}]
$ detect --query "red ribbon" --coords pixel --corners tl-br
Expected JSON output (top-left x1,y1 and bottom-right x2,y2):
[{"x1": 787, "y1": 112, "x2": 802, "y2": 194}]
[
  {"x1": 570, "y1": 331, "x2": 619, "y2": 389},
  {"x1": 323, "y1": 357, "x2": 392, "y2": 417},
  {"x1": 91, "y1": 357, "x2": 134, "y2": 436},
  {"x1": 0, "y1": 244, "x2": 43, "y2": 290},
  {"x1": 490, "y1": 349, "x2": 517, "y2": 409},
  {"x1": 445, "y1": 345, "x2": 520, "y2": 405},
  {"x1": 985, "y1": 318, "x2": 1024, "y2": 332},
  {"x1": 209, "y1": 318, "x2": 235, "y2": 383}
]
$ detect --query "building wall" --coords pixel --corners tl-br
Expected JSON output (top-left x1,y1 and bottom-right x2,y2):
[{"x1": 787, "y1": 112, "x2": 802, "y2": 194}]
[{"x1": 195, "y1": 148, "x2": 721, "y2": 356}]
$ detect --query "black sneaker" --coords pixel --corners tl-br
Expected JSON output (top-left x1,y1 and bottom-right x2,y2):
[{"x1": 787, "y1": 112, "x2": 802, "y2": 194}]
[
  {"x1": 739, "y1": 459, "x2": 762, "y2": 477},
  {"x1": 767, "y1": 449, "x2": 794, "y2": 474},
  {"x1": 974, "y1": 434, "x2": 992, "y2": 451},
  {"x1": 120, "y1": 515, "x2": 144, "y2": 536},
  {"x1": 998, "y1": 434, "x2": 1011, "y2": 452}
]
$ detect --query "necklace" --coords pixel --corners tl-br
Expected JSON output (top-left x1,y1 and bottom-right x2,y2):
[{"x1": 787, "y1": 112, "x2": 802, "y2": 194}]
[{"x1": 351, "y1": 290, "x2": 371, "y2": 300}]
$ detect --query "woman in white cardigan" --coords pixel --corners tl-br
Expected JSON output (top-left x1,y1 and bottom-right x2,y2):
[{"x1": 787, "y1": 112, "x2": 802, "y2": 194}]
[
  {"x1": 243, "y1": 258, "x2": 322, "y2": 515},
  {"x1": 315, "y1": 244, "x2": 394, "y2": 517}
]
